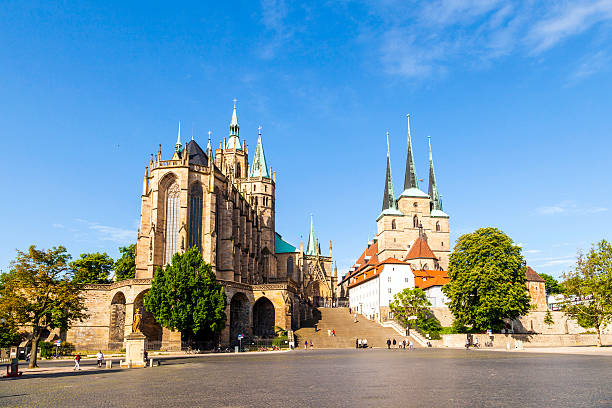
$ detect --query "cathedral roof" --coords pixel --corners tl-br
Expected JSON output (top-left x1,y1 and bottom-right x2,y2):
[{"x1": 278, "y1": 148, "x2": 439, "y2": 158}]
[
  {"x1": 184, "y1": 140, "x2": 209, "y2": 166},
  {"x1": 405, "y1": 236, "x2": 438, "y2": 261},
  {"x1": 526, "y1": 266, "x2": 545, "y2": 282},
  {"x1": 250, "y1": 128, "x2": 270, "y2": 178},
  {"x1": 275, "y1": 233, "x2": 298, "y2": 254}
]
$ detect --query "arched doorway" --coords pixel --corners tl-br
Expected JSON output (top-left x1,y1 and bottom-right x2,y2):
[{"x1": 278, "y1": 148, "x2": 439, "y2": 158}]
[
  {"x1": 253, "y1": 297, "x2": 275, "y2": 338},
  {"x1": 230, "y1": 293, "x2": 250, "y2": 346},
  {"x1": 133, "y1": 290, "x2": 163, "y2": 349},
  {"x1": 108, "y1": 292, "x2": 126, "y2": 349}
]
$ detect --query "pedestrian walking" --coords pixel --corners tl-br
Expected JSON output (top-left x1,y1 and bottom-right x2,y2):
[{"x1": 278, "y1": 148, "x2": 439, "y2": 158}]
[
  {"x1": 332, "y1": 329, "x2": 336, "y2": 337},
  {"x1": 465, "y1": 338, "x2": 470, "y2": 350},
  {"x1": 304, "y1": 340, "x2": 308, "y2": 349},
  {"x1": 354, "y1": 313, "x2": 358, "y2": 323},
  {"x1": 402, "y1": 339, "x2": 406, "y2": 349},
  {"x1": 309, "y1": 340, "x2": 313, "y2": 349},
  {"x1": 386, "y1": 338, "x2": 391, "y2": 349},
  {"x1": 73, "y1": 354, "x2": 81, "y2": 371},
  {"x1": 409, "y1": 340, "x2": 414, "y2": 350},
  {"x1": 355, "y1": 338, "x2": 359, "y2": 349},
  {"x1": 392, "y1": 338, "x2": 397, "y2": 347},
  {"x1": 327, "y1": 329, "x2": 331, "y2": 336},
  {"x1": 96, "y1": 350, "x2": 104, "y2": 367},
  {"x1": 363, "y1": 338, "x2": 368, "y2": 348}
]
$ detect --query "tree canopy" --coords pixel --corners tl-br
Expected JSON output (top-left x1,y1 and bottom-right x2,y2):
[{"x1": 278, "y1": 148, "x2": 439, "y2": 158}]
[
  {"x1": 539, "y1": 273, "x2": 563, "y2": 295},
  {"x1": 389, "y1": 288, "x2": 431, "y2": 328},
  {"x1": 442, "y1": 227, "x2": 531, "y2": 331},
  {"x1": 70, "y1": 252, "x2": 114, "y2": 284},
  {"x1": 0, "y1": 246, "x2": 87, "y2": 368},
  {"x1": 144, "y1": 247, "x2": 227, "y2": 341},
  {"x1": 561, "y1": 239, "x2": 612, "y2": 347},
  {"x1": 114, "y1": 244, "x2": 136, "y2": 281}
]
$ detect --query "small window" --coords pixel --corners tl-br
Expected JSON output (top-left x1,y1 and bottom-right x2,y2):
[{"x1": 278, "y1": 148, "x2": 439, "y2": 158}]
[
  {"x1": 388, "y1": 276, "x2": 391, "y2": 282},
  {"x1": 413, "y1": 202, "x2": 418, "y2": 208},
  {"x1": 405, "y1": 277, "x2": 409, "y2": 282},
  {"x1": 388, "y1": 288, "x2": 392, "y2": 294},
  {"x1": 441, "y1": 242, "x2": 444, "y2": 247},
  {"x1": 436, "y1": 221, "x2": 441, "y2": 232},
  {"x1": 413, "y1": 215, "x2": 418, "y2": 228},
  {"x1": 391, "y1": 219, "x2": 396, "y2": 230},
  {"x1": 254, "y1": 185, "x2": 256, "y2": 192},
  {"x1": 265, "y1": 185, "x2": 268, "y2": 192}
]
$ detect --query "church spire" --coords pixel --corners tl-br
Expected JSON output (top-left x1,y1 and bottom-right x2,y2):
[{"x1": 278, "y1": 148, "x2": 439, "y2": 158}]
[
  {"x1": 226, "y1": 99, "x2": 242, "y2": 150},
  {"x1": 428, "y1": 136, "x2": 442, "y2": 211},
  {"x1": 306, "y1": 215, "x2": 316, "y2": 256},
  {"x1": 206, "y1": 130, "x2": 213, "y2": 160},
  {"x1": 175, "y1": 121, "x2": 182, "y2": 153},
  {"x1": 382, "y1": 132, "x2": 398, "y2": 211},
  {"x1": 403, "y1": 114, "x2": 419, "y2": 190},
  {"x1": 250, "y1": 126, "x2": 270, "y2": 178}
]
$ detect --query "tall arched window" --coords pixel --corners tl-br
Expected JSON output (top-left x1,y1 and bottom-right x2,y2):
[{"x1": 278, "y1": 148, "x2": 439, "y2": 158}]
[
  {"x1": 436, "y1": 221, "x2": 441, "y2": 232},
  {"x1": 189, "y1": 184, "x2": 203, "y2": 250},
  {"x1": 287, "y1": 256, "x2": 294, "y2": 279},
  {"x1": 164, "y1": 182, "x2": 180, "y2": 264},
  {"x1": 413, "y1": 215, "x2": 418, "y2": 228},
  {"x1": 391, "y1": 219, "x2": 396, "y2": 230},
  {"x1": 236, "y1": 163, "x2": 241, "y2": 178}
]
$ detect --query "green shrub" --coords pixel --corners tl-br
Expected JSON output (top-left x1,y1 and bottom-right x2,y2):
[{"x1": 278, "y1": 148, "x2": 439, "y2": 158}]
[
  {"x1": 416, "y1": 316, "x2": 442, "y2": 340},
  {"x1": 39, "y1": 341, "x2": 53, "y2": 359},
  {"x1": 272, "y1": 335, "x2": 288, "y2": 348},
  {"x1": 59, "y1": 342, "x2": 75, "y2": 356}
]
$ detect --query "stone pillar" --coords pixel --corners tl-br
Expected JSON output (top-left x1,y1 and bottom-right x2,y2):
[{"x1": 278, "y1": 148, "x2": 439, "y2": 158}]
[{"x1": 121, "y1": 332, "x2": 147, "y2": 368}]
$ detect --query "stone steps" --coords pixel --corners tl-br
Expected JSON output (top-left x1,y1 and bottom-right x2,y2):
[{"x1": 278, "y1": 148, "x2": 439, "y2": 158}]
[{"x1": 295, "y1": 307, "x2": 419, "y2": 349}]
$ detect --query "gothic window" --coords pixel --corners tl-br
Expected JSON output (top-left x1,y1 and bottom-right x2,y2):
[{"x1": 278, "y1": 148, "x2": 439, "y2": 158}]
[
  {"x1": 236, "y1": 163, "x2": 241, "y2": 178},
  {"x1": 287, "y1": 257, "x2": 294, "y2": 279},
  {"x1": 391, "y1": 219, "x2": 396, "y2": 230},
  {"x1": 188, "y1": 184, "x2": 203, "y2": 250},
  {"x1": 255, "y1": 196, "x2": 258, "y2": 206},
  {"x1": 164, "y1": 182, "x2": 180, "y2": 264},
  {"x1": 436, "y1": 221, "x2": 441, "y2": 232},
  {"x1": 413, "y1": 215, "x2": 418, "y2": 228}
]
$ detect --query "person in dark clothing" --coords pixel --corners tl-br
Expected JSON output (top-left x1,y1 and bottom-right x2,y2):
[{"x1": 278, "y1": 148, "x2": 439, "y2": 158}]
[
  {"x1": 356, "y1": 338, "x2": 359, "y2": 349},
  {"x1": 386, "y1": 339, "x2": 391, "y2": 349}
]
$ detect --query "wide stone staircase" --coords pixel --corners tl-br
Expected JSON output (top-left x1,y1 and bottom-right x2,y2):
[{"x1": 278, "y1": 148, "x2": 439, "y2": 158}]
[{"x1": 294, "y1": 307, "x2": 419, "y2": 349}]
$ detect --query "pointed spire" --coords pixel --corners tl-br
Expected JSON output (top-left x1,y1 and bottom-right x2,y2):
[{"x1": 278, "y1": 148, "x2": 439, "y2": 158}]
[
  {"x1": 404, "y1": 114, "x2": 419, "y2": 190},
  {"x1": 382, "y1": 132, "x2": 398, "y2": 211},
  {"x1": 175, "y1": 121, "x2": 182, "y2": 152},
  {"x1": 227, "y1": 99, "x2": 242, "y2": 149},
  {"x1": 306, "y1": 215, "x2": 316, "y2": 255},
  {"x1": 206, "y1": 130, "x2": 213, "y2": 160},
  {"x1": 428, "y1": 136, "x2": 442, "y2": 211},
  {"x1": 250, "y1": 126, "x2": 270, "y2": 178}
]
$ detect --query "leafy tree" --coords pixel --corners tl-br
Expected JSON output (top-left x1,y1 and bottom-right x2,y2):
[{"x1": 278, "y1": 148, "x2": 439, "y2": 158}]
[
  {"x1": 390, "y1": 288, "x2": 431, "y2": 329},
  {"x1": 442, "y1": 227, "x2": 531, "y2": 331},
  {"x1": 0, "y1": 246, "x2": 87, "y2": 368},
  {"x1": 114, "y1": 244, "x2": 136, "y2": 281},
  {"x1": 416, "y1": 316, "x2": 443, "y2": 339},
  {"x1": 71, "y1": 252, "x2": 114, "y2": 284},
  {"x1": 561, "y1": 240, "x2": 612, "y2": 347},
  {"x1": 144, "y1": 247, "x2": 227, "y2": 342},
  {"x1": 539, "y1": 273, "x2": 563, "y2": 295},
  {"x1": 544, "y1": 309, "x2": 554, "y2": 326},
  {"x1": 0, "y1": 319, "x2": 22, "y2": 348}
]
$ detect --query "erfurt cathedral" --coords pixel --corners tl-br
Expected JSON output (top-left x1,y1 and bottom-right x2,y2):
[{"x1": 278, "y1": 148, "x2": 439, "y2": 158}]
[{"x1": 66, "y1": 102, "x2": 338, "y2": 350}]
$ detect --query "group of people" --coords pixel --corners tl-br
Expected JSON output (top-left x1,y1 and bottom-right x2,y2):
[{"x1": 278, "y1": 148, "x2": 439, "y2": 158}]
[
  {"x1": 386, "y1": 338, "x2": 414, "y2": 350},
  {"x1": 355, "y1": 338, "x2": 368, "y2": 348},
  {"x1": 304, "y1": 340, "x2": 314, "y2": 349},
  {"x1": 72, "y1": 350, "x2": 105, "y2": 371},
  {"x1": 327, "y1": 329, "x2": 336, "y2": 336}
]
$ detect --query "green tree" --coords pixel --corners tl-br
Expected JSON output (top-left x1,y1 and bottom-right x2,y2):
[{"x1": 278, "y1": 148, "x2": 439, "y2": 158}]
[
  {"x1": 544, "y1": 309, "x2": 554, "y2": 326},
  {"x1": 0, "y1": 319, "x2": 22, "y2": 348},
  {"x1": 114, "y1": 244, "x2": 136, "y2": 281},
  {"x1": 442, "y1": 227, "x2": 531, "y2": 331},
  {"x1": 0, "y1": 246, "x2": 87, "y2": 368},
  {"x1": 389, "y1": 288, "x2": 431, "y2": 329},
  {"x1": 561, "y1": 240, "x2": 612, "y2": 347},
  {"x1": 539, "y1": 273, "x2": 563, "y2": 295},
  {"x1": 70, "y1": 252, "x2": 114, "y2": 284},
  {"x1": 144, "y1": 247, "x2": 227, "y2": 342}
]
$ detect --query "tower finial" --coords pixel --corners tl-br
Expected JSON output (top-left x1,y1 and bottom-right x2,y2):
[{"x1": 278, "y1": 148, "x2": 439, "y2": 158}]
[
  {"x1": 227, "y1": 99, "x2": 241, "y2": 148},
  {"x1": 306, "y1": 214, "x2": 316, "y2": 256},
  {"x1": 428, "y1": 136, "x2": 442, "y2": 211},
  {"x1": 403, "y1": 113, "x2": 419, "y2": 190},
  {"x1": 382, "y1": 131, "x2": 398, "y2": 212},
  {"x1": 175, "y1": 121, "x2": 182, "y2": 152}
]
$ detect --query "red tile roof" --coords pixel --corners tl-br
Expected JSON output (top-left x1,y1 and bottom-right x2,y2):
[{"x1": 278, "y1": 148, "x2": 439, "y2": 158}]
[
  {"x1": 526, "y1": 266, "x2": 545, "y2": 282},
  {"x1": 414, "y1": 270, "x2": 450, "y2": 290},
  {"x1": 405, "y1": 236, "x2": 438, "y2": 261}
]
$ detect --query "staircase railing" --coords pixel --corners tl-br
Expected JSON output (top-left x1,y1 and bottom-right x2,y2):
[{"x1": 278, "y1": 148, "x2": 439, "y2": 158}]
[{"x1": 380, "y1": 319, "x2": 429, "y2": 347}]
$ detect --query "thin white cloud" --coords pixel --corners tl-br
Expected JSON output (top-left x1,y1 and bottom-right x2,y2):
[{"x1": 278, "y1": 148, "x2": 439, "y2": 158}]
[
  {"x1": 535, "y1": 200, "x2": 608, "y2": 216},
  {"x1": 524, "y1": 249, "x2": 542, "y2": 254},
  {"x1": 531, "y1": 255, "x2": 576, "y2": 269},
  {"x1": 75, "y1": 219, "x2": 137, "y2": 244},
  {"x1": 259, "y1": 0, "x2": 293, "y2": 59},
  {"x1": 52, "y1": 223, "x2": 65, "y2": 229},
  {"x1": 528, "y1": 0, "x2": 612, "y2": 53},
  {"x1": 569, "y1": 50, "x2": 611, "y2": 82}
]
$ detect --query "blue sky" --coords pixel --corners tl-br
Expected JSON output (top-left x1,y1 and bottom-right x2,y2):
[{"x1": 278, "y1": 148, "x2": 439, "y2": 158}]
[{"x1": 1, "y1": 0, "x2": 611, "y2": 279}]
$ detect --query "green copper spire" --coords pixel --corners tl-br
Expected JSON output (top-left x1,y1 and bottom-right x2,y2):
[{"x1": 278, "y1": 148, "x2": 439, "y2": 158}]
[
  {"x1": 226, "y1": 98, "x2": 242, "y2": 150},
  {"x1": 250, "y1": 126, "x2": 270, "y2": 178},
  {"x1": 403, "y1": 114, "x2": 419, "y2": 190},
  {"x1": 382, "y1": 132, "x2": 398, "y2": 211},
  {"x1": 306, "y1": 215, "x2": 316, "y2": 256},
  {"x1": 428, "y1": 136, "x2": 442, "y2": 211},
  {"x1": 175, "y1": 121, "x2": 182, "y2": 152}
]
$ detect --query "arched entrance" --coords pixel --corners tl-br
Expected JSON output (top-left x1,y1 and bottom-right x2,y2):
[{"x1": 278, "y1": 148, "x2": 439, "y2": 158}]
[
  {"x1": 108, "y1": 292, "x2": 126, "y2": 349},
  {"x1": 253, "y1": 297, "x2": 275, "y2": 338},
  {"x1": 133, "y1": 290, "x2": 163, "y2": 349},
  {"x1": 230, "y1": 293, "x2": 250, "y2": 346}
]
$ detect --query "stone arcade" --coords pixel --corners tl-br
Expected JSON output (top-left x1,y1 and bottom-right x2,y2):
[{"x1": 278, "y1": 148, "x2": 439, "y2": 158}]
[{"x1": 65, "y1": 102, "x2": 338, "y2": 350}]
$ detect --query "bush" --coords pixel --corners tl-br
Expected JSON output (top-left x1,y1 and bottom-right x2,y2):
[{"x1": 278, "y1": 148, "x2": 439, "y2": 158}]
[
  {"x1": 416, "y1": 316, "x2": 442, "y2": 340},
  {"x1": 59, "y1": 342, "x2": 75, "y2": 356},
  {"x1": 272, "y1": 335, "x2": 288, "y2": 348},
  {"x1": 39, "y1": 341, "x2": 53, "y2": 359}
]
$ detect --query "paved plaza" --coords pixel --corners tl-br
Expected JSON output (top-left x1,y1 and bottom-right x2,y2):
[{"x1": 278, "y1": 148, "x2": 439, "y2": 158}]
[{"x1": 2, "y1": 349, "x2": 611, "y2": 407}]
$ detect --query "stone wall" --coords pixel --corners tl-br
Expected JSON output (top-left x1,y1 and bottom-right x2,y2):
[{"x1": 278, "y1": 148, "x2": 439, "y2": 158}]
[{"x1": 440, "y1": 333, "x2": 612, "y2": 348}]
